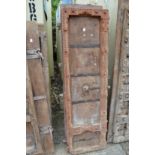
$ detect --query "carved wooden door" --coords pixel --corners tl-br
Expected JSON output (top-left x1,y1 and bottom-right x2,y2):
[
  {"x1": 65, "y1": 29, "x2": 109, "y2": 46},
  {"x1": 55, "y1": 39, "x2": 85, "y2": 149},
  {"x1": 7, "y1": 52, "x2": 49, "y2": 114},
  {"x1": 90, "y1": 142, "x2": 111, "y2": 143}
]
[
  {"x1": 61, "y1": 5, "x2": 109, "y2": 154},
  {"x1": 108, "y1": 0, "x2": 129, "y2": 143}
]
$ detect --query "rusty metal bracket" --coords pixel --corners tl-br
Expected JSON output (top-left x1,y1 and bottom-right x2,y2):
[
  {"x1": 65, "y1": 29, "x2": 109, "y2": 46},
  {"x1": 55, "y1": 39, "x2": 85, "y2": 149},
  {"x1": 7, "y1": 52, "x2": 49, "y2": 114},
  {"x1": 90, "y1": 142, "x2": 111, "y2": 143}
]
[
  {"x1": 40, "y1": 125, "x2": 53, "y2": 135},
  {"x1": 26, "y1": 48, "x2": 44, "y2": 61}
]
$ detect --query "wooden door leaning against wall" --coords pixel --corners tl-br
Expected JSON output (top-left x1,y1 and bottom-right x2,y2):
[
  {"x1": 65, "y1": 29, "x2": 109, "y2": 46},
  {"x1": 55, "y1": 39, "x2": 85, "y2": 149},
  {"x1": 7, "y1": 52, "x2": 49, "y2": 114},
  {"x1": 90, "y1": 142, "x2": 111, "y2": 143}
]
[{"x1": 61, "y1": 5, "x2": 109, "y2": 154}]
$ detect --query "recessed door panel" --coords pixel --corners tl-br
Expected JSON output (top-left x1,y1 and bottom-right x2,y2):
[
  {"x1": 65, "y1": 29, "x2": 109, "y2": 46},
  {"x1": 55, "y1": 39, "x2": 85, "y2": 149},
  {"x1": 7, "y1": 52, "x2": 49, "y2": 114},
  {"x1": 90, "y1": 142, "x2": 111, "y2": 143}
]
[
  {"x1": 69, "y1": 16, "x2": 100, "y2": 47},
  {"x1": 69, "y1": 48, "x2": 100, "y2": 75},
  {"x1": 72, "y1": 101, "x2": 100, "y2": 126},
  {"x1": 71, "y1": 76, "x2": 100, "y2": 102}
]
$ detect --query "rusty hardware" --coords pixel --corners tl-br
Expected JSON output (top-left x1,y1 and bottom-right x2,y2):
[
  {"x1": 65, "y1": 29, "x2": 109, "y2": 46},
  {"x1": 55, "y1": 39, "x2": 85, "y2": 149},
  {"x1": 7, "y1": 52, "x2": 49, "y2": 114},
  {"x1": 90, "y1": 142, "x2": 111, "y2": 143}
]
[
  {"x1": 61, "y1": 5, "x2": 109, "y2": 154},
  {"x1": 26, "y1": 48, "x2": 44, "y2": 63},
  {"x1": 108, "y1": 0, "x2": 129, "y2": 143}
]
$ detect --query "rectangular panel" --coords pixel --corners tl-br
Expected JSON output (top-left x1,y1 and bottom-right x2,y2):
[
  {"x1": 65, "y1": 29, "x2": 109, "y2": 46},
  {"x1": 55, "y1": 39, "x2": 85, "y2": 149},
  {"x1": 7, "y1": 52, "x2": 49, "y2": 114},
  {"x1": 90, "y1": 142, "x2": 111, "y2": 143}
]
[
  {"x1": 71, "y1": 76, "x2": 100, "y2": 102},
  {"x1": 70, "y1": 48, "x2": 100, "y2": 75},
  {"x1": 73, "y1": 131, "x2": 100, "y2": 149},
  {"x1": 107, "y1": 0, "x2": 129, "y2": 143},
  {"x1": 61, "y1": 5, "x2": 109, "y2": 154},
  {"x1": 69, "y1": 16, "x2": 100, "y2": 47},
  {"x1": 26, "y1": 123, "x2": 36, "y2": 153},
  {"x1": 72, "y1": 102, "x2": 100, "y2": 126}
]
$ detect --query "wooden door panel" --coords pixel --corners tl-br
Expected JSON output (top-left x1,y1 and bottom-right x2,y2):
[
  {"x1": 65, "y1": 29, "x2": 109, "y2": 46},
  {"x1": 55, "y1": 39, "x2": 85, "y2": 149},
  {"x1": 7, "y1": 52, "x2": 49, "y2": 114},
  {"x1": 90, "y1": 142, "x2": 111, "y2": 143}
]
[
  {"x1": 107, "y1": 0, "x2": 129, "y2": 143},
  {"x1": 71, "y1": 76, "x2": 100, "y2": 102},
  {"x1": 69, "y1": 48, "x2": 100, "y2": 75},
  {"x1": 26, "y1": 63, "x2": 43, "y2": 155},
  {"x1": 26, "y1": 22, "x2": 54, "y2": 154},
  {"x1": 72, "y1": 101, "x2": 100, "y2": 126},
  {"x1": 73, "y1": 131, "x2": 100, "y2": 149},
  {"x1": 61, "y1": 5, "x2": 109, "y2": 154},
  {"x1": 69, "y1": 16, "x2": 100, "y2": 46}
]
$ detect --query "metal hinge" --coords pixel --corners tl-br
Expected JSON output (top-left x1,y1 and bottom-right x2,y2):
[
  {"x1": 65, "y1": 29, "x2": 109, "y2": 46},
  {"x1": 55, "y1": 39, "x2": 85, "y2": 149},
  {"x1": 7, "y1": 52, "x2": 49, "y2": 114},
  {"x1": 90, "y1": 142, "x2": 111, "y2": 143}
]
[
  {"x1": 40, "y1": 125, "x2": 53, "y2": 136},
  {"x1": 26, "y1": 48, "x2": 44, "y2": 61}
]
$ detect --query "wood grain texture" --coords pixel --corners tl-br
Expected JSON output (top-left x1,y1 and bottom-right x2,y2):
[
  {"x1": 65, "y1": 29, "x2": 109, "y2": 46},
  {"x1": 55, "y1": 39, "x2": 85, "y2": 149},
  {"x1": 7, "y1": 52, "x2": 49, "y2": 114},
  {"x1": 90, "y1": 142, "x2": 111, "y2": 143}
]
[
  {"x1": 61, "y1": 5, "x2": 109, "y2": 154},
  {"x1": 26, "y1": 21, "x2": 54, "y2": 154},
  {"x1": 38, "y1": 24, "x2": 52, "y2": 122},
  {"x1": 69, "y1": 48, "x2": 100, "y2": 76},
  {"x1": 107, "y1": 0, "x2": 129, "y2": 143},
  {"x1": 26, "y1": 62, "x2": 43, "y2": 155}
]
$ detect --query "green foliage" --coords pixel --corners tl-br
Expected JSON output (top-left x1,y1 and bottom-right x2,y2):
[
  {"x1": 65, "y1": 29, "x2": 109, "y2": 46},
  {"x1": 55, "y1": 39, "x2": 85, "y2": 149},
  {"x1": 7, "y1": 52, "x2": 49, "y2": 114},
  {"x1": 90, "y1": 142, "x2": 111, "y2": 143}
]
[{"x1": 52, "y1": 0, "x2": 61, "y2": 26}]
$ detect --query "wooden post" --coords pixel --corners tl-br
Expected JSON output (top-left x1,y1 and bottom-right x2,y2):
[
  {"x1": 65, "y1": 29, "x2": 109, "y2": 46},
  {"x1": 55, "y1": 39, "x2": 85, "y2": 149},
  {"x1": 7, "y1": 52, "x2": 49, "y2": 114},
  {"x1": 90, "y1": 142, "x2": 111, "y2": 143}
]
[
  {"x1": 26, "y1": 21, "x2": 54, "y2": 155},
  {"x1": 44, "y1": 0, "x2": 54, "y2": 77}
]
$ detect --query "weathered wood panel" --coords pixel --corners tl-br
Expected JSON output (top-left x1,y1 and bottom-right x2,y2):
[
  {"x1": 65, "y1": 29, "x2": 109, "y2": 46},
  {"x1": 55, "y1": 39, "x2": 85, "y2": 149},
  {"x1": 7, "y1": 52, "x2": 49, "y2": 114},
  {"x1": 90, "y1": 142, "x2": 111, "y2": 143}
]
[
  {"x1": 26, "y1": 63, "x2": 43, "y2": 155},
  {"x1": 61, "y1": 5, "x2": 109, "y2": 154},
  {"x1": 69, "y1": 48, "x2": 100, "y2": 76},
  {"x1": 38, "y1": 24, "x2": 52, "y2": 121},
  {"x1": 72, "y1": 101, "x2": 100, "y2": 126},
  {"x1": 26, "y1": 21, "x2": 54, "y2": 154},
  {"x1": 71, "y1": 76, "x2": 100, "y2": 102},
  {"x1": 107, "y1": 0, "x2": 129, "y2": 143}
]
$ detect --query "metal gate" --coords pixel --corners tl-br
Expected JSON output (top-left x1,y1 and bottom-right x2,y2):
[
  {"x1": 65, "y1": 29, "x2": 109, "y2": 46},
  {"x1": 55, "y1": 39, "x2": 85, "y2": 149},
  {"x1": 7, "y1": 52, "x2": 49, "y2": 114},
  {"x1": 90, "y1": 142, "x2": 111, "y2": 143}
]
[
  {"x1": 108, "y1": 0, "x2": 129, "y2": 143},
  {"x1": 61, "y1": 5, "x2": 109, "y2": 154}
]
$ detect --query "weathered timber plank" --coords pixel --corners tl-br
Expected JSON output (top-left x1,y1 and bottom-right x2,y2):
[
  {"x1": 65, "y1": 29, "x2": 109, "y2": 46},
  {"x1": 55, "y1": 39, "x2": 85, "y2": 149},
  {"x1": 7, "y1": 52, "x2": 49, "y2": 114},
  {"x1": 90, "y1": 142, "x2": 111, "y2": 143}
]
[
  {"x1": 26, "y1": 62, "x2": 43, "y2": 155},
  {"x1": 26, "y1": 21, "x2": 54, "y2": 154},
  {"x1": 38, "y1": 24, "x2": 52, "y2": 121},
  {"x1": 107, "y1": 0, "x2": 129, "y2": 143}
]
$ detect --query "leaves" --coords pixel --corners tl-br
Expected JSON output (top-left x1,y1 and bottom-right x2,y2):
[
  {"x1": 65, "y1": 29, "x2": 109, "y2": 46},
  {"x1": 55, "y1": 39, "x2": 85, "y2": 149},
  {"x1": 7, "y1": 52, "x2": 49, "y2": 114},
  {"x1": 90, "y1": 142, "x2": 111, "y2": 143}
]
[{"x1": 52, "y1": 0, "x2": 61, "y2": 26}]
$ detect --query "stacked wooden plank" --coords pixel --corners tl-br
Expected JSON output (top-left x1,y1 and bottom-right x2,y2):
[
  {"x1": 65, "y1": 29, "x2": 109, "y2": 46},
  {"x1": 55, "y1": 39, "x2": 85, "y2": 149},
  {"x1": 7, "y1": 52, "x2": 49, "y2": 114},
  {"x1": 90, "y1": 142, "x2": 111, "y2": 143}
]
[
  {"x1": 61, "y1": 5, "x2": 109, "y2": 154},
  {"x1": 108, "y1": 0, "x2": 129, "y2": 143},
  {"x1": 26, "y1": 21, "x2": 54, "y2": 155}
]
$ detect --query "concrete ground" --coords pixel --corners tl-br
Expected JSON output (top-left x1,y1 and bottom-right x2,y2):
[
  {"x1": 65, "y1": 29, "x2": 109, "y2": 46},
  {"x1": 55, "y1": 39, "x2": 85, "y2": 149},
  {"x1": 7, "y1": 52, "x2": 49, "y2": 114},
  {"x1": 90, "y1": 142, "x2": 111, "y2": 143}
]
[{"x1": 53, "y1": 142, "x2": 129, "y2": 155}]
